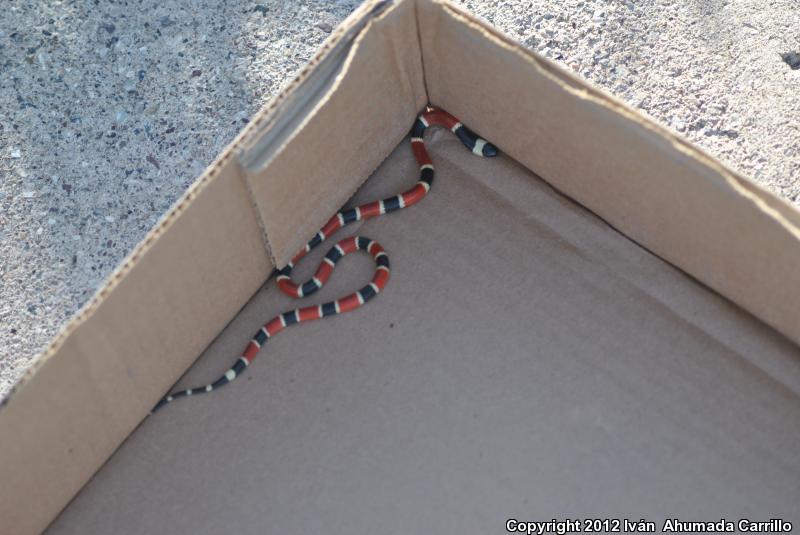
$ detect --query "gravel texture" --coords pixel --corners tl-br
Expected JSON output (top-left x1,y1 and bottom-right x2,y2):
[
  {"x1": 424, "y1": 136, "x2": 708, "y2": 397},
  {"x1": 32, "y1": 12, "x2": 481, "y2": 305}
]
[{"x1": 1, "y1": 0, "x2": 799, "y2": 397}]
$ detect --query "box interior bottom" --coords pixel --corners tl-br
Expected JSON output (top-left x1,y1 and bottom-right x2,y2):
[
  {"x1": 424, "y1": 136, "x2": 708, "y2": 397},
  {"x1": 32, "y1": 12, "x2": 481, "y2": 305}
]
[{"x1": 49, "y1": 130, "x2": 800, "y2": 533}]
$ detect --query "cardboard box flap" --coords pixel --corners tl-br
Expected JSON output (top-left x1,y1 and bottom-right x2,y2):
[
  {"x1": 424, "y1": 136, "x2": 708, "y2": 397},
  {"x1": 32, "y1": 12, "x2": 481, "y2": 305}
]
[
  {"x1": 48, "y1": 129, "x2": 800, "y2": 534},
  {"x1": 238, "y1": 0, "x2": 427, "y2": 267},
  {"x1": 0, "y1": 2, "x2": 419, "y2": 532},
  {"x1": 0, "y1": 158, "x2": 271, "y2": 535},
  {"x1": 3, "y1": 0, "x2": 800, "y2": 533},
  {"x1": 418, "y1": 0, "x2": 800, "y2": 347}
]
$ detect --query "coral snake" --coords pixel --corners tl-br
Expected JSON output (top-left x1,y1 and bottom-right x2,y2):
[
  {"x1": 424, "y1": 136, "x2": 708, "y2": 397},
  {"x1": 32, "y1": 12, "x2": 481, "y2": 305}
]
[{"x1": 152, "y1": 108, "x2": 498, "y2": 413}]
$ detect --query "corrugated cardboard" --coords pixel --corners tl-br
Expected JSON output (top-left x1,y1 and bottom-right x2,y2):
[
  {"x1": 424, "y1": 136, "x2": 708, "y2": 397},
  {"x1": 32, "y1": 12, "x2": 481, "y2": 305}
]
[
  {"x1": 238, "y1": 0, "x2": 426, "y2": 266},
  {"x1": 48, "y1": 125, "x2": 800, "y2": 535},
  {"x1": 1, "y1": 1, "x2": 799, "y2": 533},
  {"x1": 417, "y1": 0, "x2": 800, "y2": 346}
]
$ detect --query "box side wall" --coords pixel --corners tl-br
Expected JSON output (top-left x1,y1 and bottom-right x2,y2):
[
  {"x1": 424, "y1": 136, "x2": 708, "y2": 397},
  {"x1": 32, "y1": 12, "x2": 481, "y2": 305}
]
[
  {"x1": 418, "y1": 0, "x2": 800, "y2": 346},
  {"x1": 242, "y1": 0, "x2": 427, "y2": 267},
  {"x1": 46, "y1": 129, "x2": 800, "y2": 534},
  {"x1": 0, "y1": 160, "x2": 272, "y2": 535},
  {"x1": 0, "y1": 2, "x2": 419, "y2": 533},
  {"x1": 6, "y1": 0, "x2": 800, "y2": 532}
]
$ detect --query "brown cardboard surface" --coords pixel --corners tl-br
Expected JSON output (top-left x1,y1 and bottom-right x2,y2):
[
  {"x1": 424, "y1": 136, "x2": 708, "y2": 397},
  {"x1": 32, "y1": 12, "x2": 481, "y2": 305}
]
[
  {"x1": 418, "y1": 0, "x2": 800, "y2": 348},
  {"x1": 0, "y1": 158, "x2": 272, "y2": 535},
  {"x1": 0, "y1": 2, "x2": 400, "y2": 533},
  {"x1": 240, "y1": 0, "x2": 427, "y2": 267},
  {"x1": 48, "y1": 132, "x2": 800, "y2": 533},
  {"x1": 5, "y1": 1, "x2": 800, "y2": 532}
]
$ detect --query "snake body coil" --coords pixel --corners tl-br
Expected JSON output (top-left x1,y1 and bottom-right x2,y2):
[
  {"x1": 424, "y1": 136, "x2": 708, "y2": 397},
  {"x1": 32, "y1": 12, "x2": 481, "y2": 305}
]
[{"x1": 153, "y1": 108, "x2": 498, "y2": 413}]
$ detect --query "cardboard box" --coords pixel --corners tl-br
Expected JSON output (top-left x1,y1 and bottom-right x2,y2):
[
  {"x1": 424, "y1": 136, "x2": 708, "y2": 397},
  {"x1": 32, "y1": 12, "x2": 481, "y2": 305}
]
[{"x1": 3, "y1": 0, "x2": 800, "y2": 533}]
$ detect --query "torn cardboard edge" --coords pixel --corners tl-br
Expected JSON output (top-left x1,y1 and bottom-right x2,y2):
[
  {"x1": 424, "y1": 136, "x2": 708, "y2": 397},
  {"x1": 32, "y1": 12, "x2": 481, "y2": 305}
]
[{"x1": 2, "y1": 0, "x2": 800, "y2": 533}]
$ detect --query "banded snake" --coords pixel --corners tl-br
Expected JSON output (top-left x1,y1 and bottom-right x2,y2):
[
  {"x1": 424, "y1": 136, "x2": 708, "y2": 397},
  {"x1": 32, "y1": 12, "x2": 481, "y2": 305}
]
[{"x1": 153, "y1": 108, "x2": 498, "y2": 413}]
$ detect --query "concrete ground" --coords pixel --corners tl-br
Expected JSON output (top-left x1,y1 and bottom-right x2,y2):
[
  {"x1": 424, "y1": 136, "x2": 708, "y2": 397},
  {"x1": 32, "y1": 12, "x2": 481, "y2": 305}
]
[{"x1": 1, "y1": 0, "x2": 798, "y2": 397}]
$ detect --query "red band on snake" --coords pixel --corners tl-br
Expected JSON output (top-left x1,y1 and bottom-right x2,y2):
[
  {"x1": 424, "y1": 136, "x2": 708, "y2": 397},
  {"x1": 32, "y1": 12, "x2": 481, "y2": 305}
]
[{"x1": 152, "y1": 108, "x2": 498, "y2": 413}]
